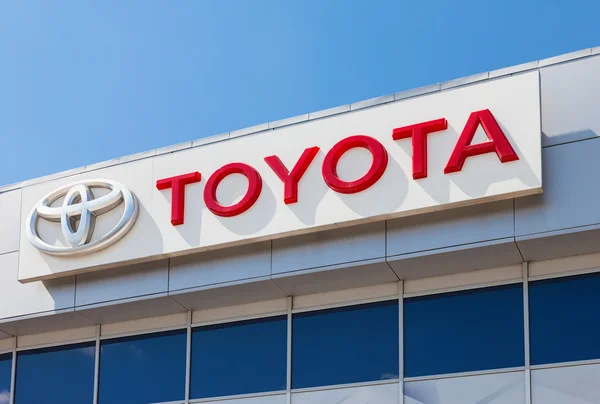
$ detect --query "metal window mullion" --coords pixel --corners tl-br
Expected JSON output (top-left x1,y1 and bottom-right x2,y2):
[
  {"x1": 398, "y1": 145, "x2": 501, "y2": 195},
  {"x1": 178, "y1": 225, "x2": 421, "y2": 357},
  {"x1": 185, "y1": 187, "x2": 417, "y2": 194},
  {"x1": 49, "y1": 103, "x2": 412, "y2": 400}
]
[
  {"x1": 9, "y1": 337, "x2": 16, "y2": 404},
  {"x1": 286, "y1": 296, "x2": 292, "y2": 404},
  {"x1": 523, "y1": 262, "x2": 532, "y2": 404},
  {"x1": 185, "y1": 311, "x2": 192, "y2": 404},
  {"x1": 93, "y1": 325, "x2": 100, "y2": 404},
  {"x1": 399, "y1": 280, "x2": 404, "y2": 404}
]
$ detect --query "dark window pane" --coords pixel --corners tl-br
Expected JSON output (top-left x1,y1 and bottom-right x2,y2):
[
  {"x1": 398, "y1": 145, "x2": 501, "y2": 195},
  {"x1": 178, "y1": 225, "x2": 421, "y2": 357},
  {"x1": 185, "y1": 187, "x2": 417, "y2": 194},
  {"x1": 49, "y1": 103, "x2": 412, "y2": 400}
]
[
  {"x1": 15, "y1": 342, "x2": 95, "y2": 404},
  {"x1": 292, "y1": 300, "x2": 399, "y2": 389},
  {"x1": 404, "y1": 284, "x2": 524, "y2": 377},
  {"x1": 99, "y1": 329, "x2": 186, "y2": 404},
  {"x1": 0, "y1": 353, "x2": 11, "y2": 403},
  {"x1": 191, "y1": 316, "x2": 287, "y2": 399},
  {"x1": 530, "y1": 272, "x2": 600, "y2": 365}
]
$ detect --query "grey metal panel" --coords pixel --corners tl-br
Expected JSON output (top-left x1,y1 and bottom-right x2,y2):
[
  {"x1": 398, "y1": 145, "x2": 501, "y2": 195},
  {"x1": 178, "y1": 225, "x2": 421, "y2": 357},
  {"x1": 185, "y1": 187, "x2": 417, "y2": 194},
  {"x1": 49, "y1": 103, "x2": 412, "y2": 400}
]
[
  {"x1": 272, "y1": 258, "x2": 398, "y2": 296},
  {"x1": 388, "y1": 238, "x2": 523, "y2": 280},
  {"x1": 75, "y1": 260, "x2": 169, "y2": 307},
  {"x1": 515, "y1": 139, "x2": 600, "y2": 237},
  {"x1": 292, "y1": 383, "x2": 399, "y2": 404},
  {"x1": 272, "y1": 222, "x2": 385, "y2": 275},
  {"x1": 200, "y1": 395, "x2": 286, "y2": 404},
  {"x1": 0, "y1": 252, "x2": 75, "y2": 320},
  {"x1": 0, "y1": 310, "x2": 92, "y2": 336},
  {"x1": 169, "y1": 242, "x2": 271, "y2": 292},
  {"x1": 76, "y1": 295, "x2": 186, "y2": 325},
  {"x1": 540, "y1": 55, "x2": 600, "y2": 146},
  {"x1": 517, "y1": 224, "x2": 600, "y2": 262},
  {"x1": 0, "y1": 189, "x2": 21, "y2": 255},
  {"x1": 387, "y1": 200, "x2": 514, "y2": 257},
  {"x1": 169, "y1": 279, "x2": 287, "y2": 311}
]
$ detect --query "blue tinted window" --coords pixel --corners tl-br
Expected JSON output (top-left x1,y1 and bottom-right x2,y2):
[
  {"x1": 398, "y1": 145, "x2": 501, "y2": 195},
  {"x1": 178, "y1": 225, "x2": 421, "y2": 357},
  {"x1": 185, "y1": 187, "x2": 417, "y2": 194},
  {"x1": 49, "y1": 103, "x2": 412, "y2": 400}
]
[
  {"x1": 191, "y1": 315, "x2": 287, "y2": 399},
  {"x1": 15, "y1": 342, "x2": 95, "y2": 404},
  {"x1": 530, "y1": 272, "x2": 600, "y2": 365},
  {"x1": 99, "y1": 329, "x2": 186, "y2": 404},
  {"x1": 404, "y1": 284, "x2": 524, "y2": 377},
  {"x1": 292, "y1": 300, "x2": 399, "y2": 389},
  {"x1": 0, "y1": 353, "x2": 12, "y2": 402}
]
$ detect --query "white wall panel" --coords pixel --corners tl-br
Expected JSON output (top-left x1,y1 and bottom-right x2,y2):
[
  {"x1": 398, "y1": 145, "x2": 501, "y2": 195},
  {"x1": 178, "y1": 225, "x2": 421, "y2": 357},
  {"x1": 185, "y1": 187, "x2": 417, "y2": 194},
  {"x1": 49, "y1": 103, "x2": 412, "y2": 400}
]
[
  {"x1": 529, "y1": 251, "x2": 600, "y2": 279},
  {"x1": 192, "y1": 298, "x2": 287, "y2": 324},
  {"x1": 17, "y1": 326, "x2": 95, "y2": 349},
  {"x1": 75, "y1": 260, "x2": 169, "y2": 307},
  {"x1": 293, "y1": 282, "x2": 399, "y2": 310},
  {"x1": 0, "y1": 252, "x2": 74, "y2": 320},
  {"x1": 405, "y1": 371, "x2": 525, "y2": 404},
  {"x1": 516, "y1": 139, "x2": 600, "y2": 237},
  {"x1": 292, "y1": 383, "x2": 399, "y2": 404},
  {"x1": 101, "y1": 312, "x2": 188, "y2": 337},
  {"x1": 532, "y1": 364, "x2": 600, "y2": 404},
  {"x1": 387, "y1": 200, "x2": 514, "y2": 257},
  {"x1": 404, "y1": 264, "x2": 522, "y2": 295},
  {"x1": 272, "y1": 222, "x2": 385, "y2": 275},
  {"x1": 170, "y1": 279, "x2": 286, "y2": 312},
  {"x1": 0, "y1": 189, "x2": 21, "y2": 255},
  {"x1": 273, "y1": 259, "x2": 398, "y2": 296},
  {"x1": 389, "y1": 238, "x2": 523, "y2": 280},
  {"x1": 541, "y1": 56, "x2": 600, "y2": 146},
  {"x1": 169, "y1": 242, "x2": 271, "y2": 292}
]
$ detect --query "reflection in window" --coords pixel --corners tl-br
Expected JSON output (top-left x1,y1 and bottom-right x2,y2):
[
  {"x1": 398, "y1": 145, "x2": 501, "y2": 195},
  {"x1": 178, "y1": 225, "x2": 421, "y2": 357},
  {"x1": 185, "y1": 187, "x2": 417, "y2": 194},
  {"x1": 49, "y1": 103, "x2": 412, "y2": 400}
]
[
  {"x1": 404, "y1": 284, "x2": 524, "y2": 377},
  {"x1": 0, "y1": 354, "x2": 11, "y2": 404},
  {"x1": 15, "y1": 342, "x2": 95, "y2": 404},
  {"x1": 191, "y1": 316, "x2": 287, "y2": 399},
  {"x1": 530, "y1": 272, "x2": 600, "y2": 365},
  {"x1": 292, "y1": 300, "x2": 399, "y2": 389},
  {"x1": 98, "y1": 329, "x2": 186, "y2": 404}
]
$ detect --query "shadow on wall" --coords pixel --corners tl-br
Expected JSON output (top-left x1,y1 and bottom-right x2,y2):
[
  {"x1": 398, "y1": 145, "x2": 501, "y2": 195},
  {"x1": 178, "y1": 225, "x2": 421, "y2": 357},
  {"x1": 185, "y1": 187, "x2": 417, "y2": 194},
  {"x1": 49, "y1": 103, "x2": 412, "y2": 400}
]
[
  {"x1": 334, "y1": 149, "x2": 410, "y2": 217},
  {"x1": 542, "y1": 129, "x2": 599, "y2": 147},
  {"x1": 286, "y1": 149, "x2": 329, "y2": 226}
]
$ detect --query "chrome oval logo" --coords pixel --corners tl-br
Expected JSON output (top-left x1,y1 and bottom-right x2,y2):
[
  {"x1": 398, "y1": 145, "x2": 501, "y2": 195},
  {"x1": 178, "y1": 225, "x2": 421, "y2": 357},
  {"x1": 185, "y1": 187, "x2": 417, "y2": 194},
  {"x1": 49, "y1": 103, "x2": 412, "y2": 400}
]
[{"x1": 26, "y1": 179, "x2": 138, "y2": 256}]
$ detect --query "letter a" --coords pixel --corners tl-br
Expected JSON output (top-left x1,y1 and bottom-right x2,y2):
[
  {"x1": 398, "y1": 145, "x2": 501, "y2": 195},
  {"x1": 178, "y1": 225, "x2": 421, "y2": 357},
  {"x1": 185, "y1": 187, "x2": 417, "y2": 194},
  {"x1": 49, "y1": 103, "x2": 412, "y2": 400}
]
[{"x1": 444, "y1": 109, "x2": 519, "y2": 174}]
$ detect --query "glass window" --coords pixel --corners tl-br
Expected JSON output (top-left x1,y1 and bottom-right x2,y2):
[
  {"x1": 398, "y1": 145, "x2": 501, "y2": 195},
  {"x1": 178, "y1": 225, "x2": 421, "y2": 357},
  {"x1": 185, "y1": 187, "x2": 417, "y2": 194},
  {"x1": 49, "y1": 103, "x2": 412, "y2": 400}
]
[
  {"x1": 404, "y1": 284, "x2": 524, "y2": 377},
  {"x1": 191, "y1": 316, "x2": 287, "y2": 399},
  {"x1": 15, "y1": 342, "x2": 95, "y2": 404},
  {"x1": 529, "y1": 272, "x2": 600, "y2": 365},
  {"x1": 0, "y1": 353, "x2": 12, "y2": 404},
  {"x1": 98, "y1": 329, "x2": 186, "y2": 404},
  {"x1": 292, "y1": 300, "x2": 399, "y2": 389}
]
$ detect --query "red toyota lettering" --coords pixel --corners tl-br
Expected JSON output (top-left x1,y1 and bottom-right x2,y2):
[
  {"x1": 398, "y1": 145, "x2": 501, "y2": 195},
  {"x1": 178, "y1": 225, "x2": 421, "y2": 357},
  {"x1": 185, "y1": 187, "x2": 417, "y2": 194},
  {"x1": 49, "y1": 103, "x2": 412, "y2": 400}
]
[
  {"x1": 393, "y1": 118, "x2": 448, "y2": 179},
  {"x1": 264, "y1": 146, "x2": 320, "y2": 204},
  {"x1": 445, "y1": 109, "x2": 519, "y2": 174},
  {"x1": 322, "y1": 135, "x2": 388, "y2": 194},
  {"x1": 156, "y1": 172, "x2": 201, "y2": 226},
  {"x1": 204, "y1": 163, "x2": 263, "y2": 217}
]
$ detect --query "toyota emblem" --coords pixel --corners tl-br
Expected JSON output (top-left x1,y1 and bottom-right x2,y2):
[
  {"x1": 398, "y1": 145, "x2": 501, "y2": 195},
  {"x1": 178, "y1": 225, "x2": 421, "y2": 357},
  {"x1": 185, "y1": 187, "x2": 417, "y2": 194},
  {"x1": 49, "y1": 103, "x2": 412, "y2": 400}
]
[{"x1": 26, "y1": 179, "x2": 138, "y2": 256}]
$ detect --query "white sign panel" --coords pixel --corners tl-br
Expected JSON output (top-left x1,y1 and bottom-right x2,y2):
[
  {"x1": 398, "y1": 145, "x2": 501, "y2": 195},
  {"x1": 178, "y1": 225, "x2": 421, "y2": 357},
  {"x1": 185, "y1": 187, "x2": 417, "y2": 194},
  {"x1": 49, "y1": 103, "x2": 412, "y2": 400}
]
[{"x1": 18, "y1": 72, "x2": 542, "y2": 282}]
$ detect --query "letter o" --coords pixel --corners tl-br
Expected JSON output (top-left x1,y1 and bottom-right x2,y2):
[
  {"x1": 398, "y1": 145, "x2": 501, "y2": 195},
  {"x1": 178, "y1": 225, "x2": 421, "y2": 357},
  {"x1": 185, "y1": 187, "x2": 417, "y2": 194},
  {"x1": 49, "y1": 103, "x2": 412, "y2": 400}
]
[
  {"x1": 204, "y1": 163, "x2": 263, "y2": 217},
  {"x1": 322, "y1": 135, "x2": 388, "y2": 194}
]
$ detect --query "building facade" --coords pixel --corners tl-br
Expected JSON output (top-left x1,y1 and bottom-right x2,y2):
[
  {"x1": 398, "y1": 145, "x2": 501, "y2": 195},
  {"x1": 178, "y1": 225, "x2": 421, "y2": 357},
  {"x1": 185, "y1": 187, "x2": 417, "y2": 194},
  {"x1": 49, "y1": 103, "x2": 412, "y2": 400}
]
[{"x1": 0, "y1": 47, "x2": 599, "y2": 404}]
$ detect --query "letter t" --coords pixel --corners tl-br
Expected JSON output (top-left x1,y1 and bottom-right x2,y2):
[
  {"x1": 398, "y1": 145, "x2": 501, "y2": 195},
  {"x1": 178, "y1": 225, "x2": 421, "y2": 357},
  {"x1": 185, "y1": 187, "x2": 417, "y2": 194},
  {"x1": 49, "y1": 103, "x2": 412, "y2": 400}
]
[{"x1": 156, "y1": 172, "x2": 201, "y2": 225}]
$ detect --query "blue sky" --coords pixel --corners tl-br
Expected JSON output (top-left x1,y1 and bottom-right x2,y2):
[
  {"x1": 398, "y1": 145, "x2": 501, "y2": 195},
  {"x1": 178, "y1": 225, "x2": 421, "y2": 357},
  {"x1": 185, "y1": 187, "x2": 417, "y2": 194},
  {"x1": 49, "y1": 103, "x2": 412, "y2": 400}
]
[{"x1": 0, "y1": 1, "x2": 598, "y2": 186}]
